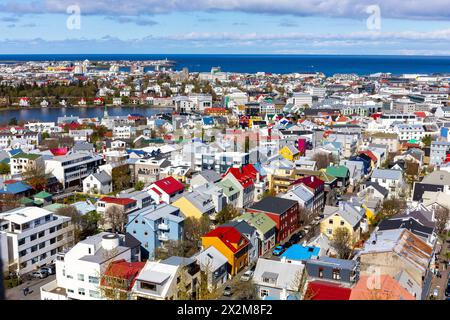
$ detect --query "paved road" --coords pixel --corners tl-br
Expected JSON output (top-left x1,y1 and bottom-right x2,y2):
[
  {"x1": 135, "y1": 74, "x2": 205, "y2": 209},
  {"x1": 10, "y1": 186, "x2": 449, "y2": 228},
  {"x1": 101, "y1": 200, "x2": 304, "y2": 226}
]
[
  {"x1": 5, "y1": 275, "x2": 56, "y2": 300},
  {"x1": 429, "y1": 237, "x2": 449, "y2": 300}
]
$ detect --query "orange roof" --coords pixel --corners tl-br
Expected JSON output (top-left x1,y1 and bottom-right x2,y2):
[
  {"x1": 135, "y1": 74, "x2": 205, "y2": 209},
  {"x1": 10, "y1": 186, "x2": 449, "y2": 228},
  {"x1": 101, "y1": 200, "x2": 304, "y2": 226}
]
[
  {"x1": 100, "y1": 260, "x2": 145, "y2": 291},
  {"x1": 350, "y1": 275, "x2": 416, "y2": 300}
]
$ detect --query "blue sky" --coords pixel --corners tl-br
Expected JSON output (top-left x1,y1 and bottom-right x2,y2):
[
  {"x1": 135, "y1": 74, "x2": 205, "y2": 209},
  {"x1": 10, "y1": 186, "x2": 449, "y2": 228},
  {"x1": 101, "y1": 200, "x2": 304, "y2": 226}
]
[{"x1": 1, "y1": 0, "x2": 450, "y2": 54}]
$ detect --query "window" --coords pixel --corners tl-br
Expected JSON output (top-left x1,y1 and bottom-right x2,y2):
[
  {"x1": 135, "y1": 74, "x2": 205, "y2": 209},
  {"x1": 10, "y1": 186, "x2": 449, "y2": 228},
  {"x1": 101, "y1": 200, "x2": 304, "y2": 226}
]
[
  {"x1": 88, "y1": 276, "x2": 99, "y2": 284},
  {"x1": 327, "y1": 229, "x2": 333, "y2": 235},
  {"x1": 140, "y1": 282, "x2": 157, "y2": 291},
  {"x1": 78, "y1": 288, "x2": 85, "y2": 296},
  {"x1": 340, "y1": 220, "x2": 345, "y2": 226},
  {"x1": 144, "y1": 231, "x2": 148, "y2": 236},
  {"x1": 39, "y1": 242, "x2": 45, "y2": 249},
  {"x1": 328, "y1": 219, "x2": 333, "y2": 225},
  {"x1": 78, "y1": 274, "x2": 85, "y2": 281},
  {"x1": 45, "y1": 215, "x2": 51, "y2": 222},
  {"x1": 62, "y1": 269, "x2": 66, "y2": 277},
  {"x1": 31, "y1": 245, "x2": 38, "y2": 252},
  {"x1": 49, "y1": 227, "x2": 56, "y2": 233},
  {"x1": 50, "y1": 238, "x2": 56, "y2": 245},
  {"x1": 260, "y1": 289, "x2": 269, "y2": 298},
  {"x1": 89, "y1": 290, "x2": 100, "y2": 298},
  {"x1": 18, "y1": 238, "x2": 25, "y2": 246},
  {"x1": 67, "y1": 289, "x2": 74, "y2": 293},
  {"x1": 332, "y1": 269, "x2": 341, "y2": 280},
  {"x1": 19, "y1": 250, "x2": 27, "y2": 257},
  {"x1": 30, "y1": 234, "x2": 37, "y2": 241},
  {"x1": 67, "y1": 274, "x2": 73, "y2": 279},
  {"x1": 38, "y1": 231, "x2": 45, "y2": 238},
  {"x1": 318, "y1": 268, "x2": 324, "y2": 278}
]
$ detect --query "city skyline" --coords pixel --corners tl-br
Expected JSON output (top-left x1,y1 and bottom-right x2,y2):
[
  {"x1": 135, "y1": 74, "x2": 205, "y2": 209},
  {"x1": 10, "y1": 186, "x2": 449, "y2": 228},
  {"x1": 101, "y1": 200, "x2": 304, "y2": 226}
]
[{"x1": 1, "y1": 0, "x2": 450, "y2": 55}]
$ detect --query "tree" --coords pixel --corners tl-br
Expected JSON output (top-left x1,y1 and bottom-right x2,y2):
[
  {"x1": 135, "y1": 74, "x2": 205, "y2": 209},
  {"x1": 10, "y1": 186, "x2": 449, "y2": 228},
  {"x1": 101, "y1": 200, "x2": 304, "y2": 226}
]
[
  {"x1": 380, "y1": 197, "x2": 407, "y2": 218},
  {"x1": 0, "y1": 194, "x2": 20, "y2": 212},
  {"x1": 0, "y1": 163, "x2": 10, "y2": 175},
  {"x1": 435, "y1": 207, "x2": 449, "y2": 235},
  {"x1": 79, "y1": 210, "x2": 102, "y2": 240},
  {"x1": 229, "y1": 278, "x2": 257, "y2": 300},
  {"x1": 291, "y1": 268, "x2": 309, "y2": 299},
  {"x1": 215, "y1": 204, "x2": 240, "y2": 225},
  {"x1": 330, "y1": 227, "x2": 353, "y2": 259},
  {"x1": 312, "y1": 152, "x2": 333, "y2": 170},
  {"x1": 21, "y1": 162, "x2": 48, "y2": 191},
  {"x1": 41, "y1": 132, "x2": 50, "y2": 140},
  {"x1": 422, "y1": 135, "x2": 432, "y2": 147},
  {"x1": 98, "y1": 250, "x2": 130, "y2": 300},
  {"x1": 112, "y1": 164, "x2": 131, "y2": 192},
  {"x1": 56, "y1": 205, "x2": 81, "y2": 243},
  {"x1": 103, "y1": 206, "x2": 127, "y2": 233},
  {"x1": 298, "y1": 206, "x2": 313, "y2": 226},
  {"x1": 134, "y1": 181, "x2": 145, "y2": 191}
]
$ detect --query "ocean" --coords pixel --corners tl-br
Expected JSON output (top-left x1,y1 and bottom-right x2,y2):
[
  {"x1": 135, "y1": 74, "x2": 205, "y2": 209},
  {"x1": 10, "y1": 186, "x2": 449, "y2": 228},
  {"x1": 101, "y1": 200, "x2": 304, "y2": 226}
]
[{"x1": 1, "y1": 54, "x2": 450, "y2": 76}]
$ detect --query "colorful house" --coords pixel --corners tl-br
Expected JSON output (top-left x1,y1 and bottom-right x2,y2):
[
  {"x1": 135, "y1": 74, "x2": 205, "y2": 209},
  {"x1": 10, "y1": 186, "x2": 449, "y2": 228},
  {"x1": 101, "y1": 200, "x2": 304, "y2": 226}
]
[
  {"x1": 279, "y1": 144, "x2": 301, "y2": 161},
  {"x1": 202, "y1": 226, "x2": 249, "y2": 276}
]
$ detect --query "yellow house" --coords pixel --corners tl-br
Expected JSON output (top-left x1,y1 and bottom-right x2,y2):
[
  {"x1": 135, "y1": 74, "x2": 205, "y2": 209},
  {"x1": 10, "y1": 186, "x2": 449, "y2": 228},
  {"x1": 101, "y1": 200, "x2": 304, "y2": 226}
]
[
  {"x1": 279, "y1": 145, "x2": 300, "y2": 161},
  {"x1": 172, "y1": 191, "x2": 216, "y2": 220},
  {"x1": 202, "y1": 226, "x2": 249, "y2": 276},
  {"x1": 320, "y1": 203, "x2": 366, "y2": 242}
]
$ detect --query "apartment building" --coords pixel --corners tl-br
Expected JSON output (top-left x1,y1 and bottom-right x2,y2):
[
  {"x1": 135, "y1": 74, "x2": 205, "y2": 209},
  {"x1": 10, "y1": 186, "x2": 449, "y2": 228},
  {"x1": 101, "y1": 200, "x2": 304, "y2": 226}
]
[
  {"x1": 0, "y1": 207, "x2": 74, "y2": 275},
  {"x1": 10, "y1": 152, "x2": 44, "y2": 176}
]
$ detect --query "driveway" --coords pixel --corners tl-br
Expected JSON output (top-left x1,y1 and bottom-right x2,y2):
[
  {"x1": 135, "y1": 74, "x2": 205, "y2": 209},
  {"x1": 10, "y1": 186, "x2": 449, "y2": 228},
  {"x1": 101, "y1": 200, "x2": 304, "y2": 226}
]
[{"x1": 5, "y1": 274, "x2": 56, "y2": 300}]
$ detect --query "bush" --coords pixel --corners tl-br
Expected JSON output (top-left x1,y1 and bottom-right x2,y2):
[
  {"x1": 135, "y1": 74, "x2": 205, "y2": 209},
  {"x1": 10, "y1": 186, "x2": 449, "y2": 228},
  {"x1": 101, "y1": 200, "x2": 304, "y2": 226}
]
[{"x1": 4, "y1": 277, "x2": 22, "y2": 288}]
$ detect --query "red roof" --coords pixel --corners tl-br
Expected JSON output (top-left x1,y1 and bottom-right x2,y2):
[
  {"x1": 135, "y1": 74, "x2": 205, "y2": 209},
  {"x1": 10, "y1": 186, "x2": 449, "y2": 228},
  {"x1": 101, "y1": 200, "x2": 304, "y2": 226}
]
[
  {"x1": 241, "y1": 163, "x2": 265, "y2": 179},
  {"x1": 204, "y1": 226, "x2": 249, "y2": 254},
  {"x1": 4, "y1": 180, "x2": 19, "y2": 185},
  {"x1": 294, "y1": 176, "x2": 324, "y2": 190},
  {"x1": 306, "y1": 281, "x2": 351, "y2": 300},
  {"x1": 99, "y1": 197, "x2": 136, "y2": 206},
  {"x1": 415, "y1": 111, "x2": 427, "y2": 118},
  {"x1": 100, "y1": 260, "x2": 145, "y2": 291},
  {"x1": 359, "y1": 150, "x2": 378, "y2": 162},
  {"x1": 224, "y1": 167, "x2": 255, "y2": 189},
  {"x1": 153, "y1": 176, "x2": 184, "y2": 195},
  {"x1": 150, "y1": 187, "x2": 162, "y2": 196}
]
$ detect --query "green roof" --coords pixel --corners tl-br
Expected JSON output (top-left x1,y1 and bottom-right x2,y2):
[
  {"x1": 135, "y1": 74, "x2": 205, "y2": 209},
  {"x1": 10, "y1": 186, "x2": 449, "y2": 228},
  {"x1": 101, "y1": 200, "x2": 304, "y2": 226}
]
[
  {"x1": 34, "y1": 191, "x2": 53, "y2": 199},
  {"x1": 19, "y1": 197, "x2": 34, "y2": 204},
  {"x1": 11, "y1": 152, "x2": 41, "y2": 160},
  {"x1": 238, "y1": 212, "x2": 276, "y2": 234},
  {"x1": 326, "y1": 166, "x2": 349, "y2": 178},
  {"x1": 216, "y1": 179, "x2": 240, "y2": 197},
  {"x1": 43, "y1": 203, "x2": 67, "y2": 212}
]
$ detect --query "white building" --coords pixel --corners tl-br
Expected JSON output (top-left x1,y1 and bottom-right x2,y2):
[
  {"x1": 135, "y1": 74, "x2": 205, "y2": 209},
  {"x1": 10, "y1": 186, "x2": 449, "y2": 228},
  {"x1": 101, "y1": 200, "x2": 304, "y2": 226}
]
[
  {"x1": 45, "y1": 153, "x2": 104, "y2": 188},
  {"x1": 0, "y1": 207, "x2": 73, "y2": 275},
  {"x1": 393, "y1": 124, "x2": 426, "y2": 141},
  {"x1": 113, "y1": 126, "x2": 136, "y2": 140},
  {"x1": 40, "y1": 232, "x2": 140, "y2": 300},
  {"x1": 10, "y1": 152, "x2": 44, "y2": 176},
  {"x1": 82, "y1": 171, "x2": 113, "y2": 195}
]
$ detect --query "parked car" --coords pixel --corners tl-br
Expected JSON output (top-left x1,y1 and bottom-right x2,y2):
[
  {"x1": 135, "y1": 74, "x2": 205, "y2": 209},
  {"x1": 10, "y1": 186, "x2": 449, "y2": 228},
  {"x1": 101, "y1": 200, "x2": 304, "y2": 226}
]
[
  {"x1": 432, "y1": 286, "x2": 440, "y2": 298},
  {"x1": 223, "y1": 286, "x2": 233, "y2": 297},
  {"x1": 445, "y1": 283, "x2": 450, "y2": 297},
  {"x1": 240, "y1": 270, "x2": 254, "y2": 282},
  {"x1": 272, "y1": 245, "x2": 285, "y2": 256},
  {"x1": 298, "y1": 230, "x2": 306, "y2": 237},
  {"x1": 31, "y1": 270, "x2": 48, "y2": 279},
  {"x1": 40, "y1": 266, "x2": 55, "y2": 275},
  {"x1": 289, "y1": 233, "x2": 301, "y2": 244}
]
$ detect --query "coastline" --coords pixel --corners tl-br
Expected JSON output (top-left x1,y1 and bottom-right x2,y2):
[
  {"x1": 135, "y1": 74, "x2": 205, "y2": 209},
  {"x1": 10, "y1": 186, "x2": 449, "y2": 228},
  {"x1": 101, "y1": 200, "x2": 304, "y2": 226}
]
[{"x1": 0, "y1": 104, "x2": 174, "y2": 112}]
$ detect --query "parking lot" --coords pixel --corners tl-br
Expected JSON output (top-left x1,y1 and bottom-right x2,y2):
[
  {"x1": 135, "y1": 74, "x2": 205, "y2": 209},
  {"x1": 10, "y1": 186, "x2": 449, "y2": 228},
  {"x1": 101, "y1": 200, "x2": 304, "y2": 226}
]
[{"x1": 5, "y1": 274, "x2": 56, "y2": 300}]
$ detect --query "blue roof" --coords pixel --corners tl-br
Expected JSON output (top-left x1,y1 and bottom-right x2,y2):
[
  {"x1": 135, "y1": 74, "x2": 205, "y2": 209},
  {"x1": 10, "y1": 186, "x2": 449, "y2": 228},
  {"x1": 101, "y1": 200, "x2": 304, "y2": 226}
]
[
  {"x1": 253, "y1": 162, "x2": 267, "y2": 176},
  {"x1": 202, "y1": 117, "x2": 215, "y2": 125},
  {"x1": 0, "y1": 182, "x2": 33, "y2": 195},
  {"x1": 280, "y1": 244, "x2": 320, "y2": 261},
  {"x1": 9, "y1": 149, "x2": 23, "y2": 157},
  {"x1": 154, "y1": 119, "x2": 166, "y2": 127},
  {"x1": 126, "y1": 149, "x2": 147, "y2": 156}
]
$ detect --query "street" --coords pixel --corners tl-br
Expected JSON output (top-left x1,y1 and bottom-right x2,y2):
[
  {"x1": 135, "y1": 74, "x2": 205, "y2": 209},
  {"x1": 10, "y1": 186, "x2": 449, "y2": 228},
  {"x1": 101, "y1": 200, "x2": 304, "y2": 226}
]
[
  {"x1": 429, "y1": 237, "x2": 449, "y2": 300},
  {"x1": 5, "y1": 274, "x2": 56, "y2": 300}
]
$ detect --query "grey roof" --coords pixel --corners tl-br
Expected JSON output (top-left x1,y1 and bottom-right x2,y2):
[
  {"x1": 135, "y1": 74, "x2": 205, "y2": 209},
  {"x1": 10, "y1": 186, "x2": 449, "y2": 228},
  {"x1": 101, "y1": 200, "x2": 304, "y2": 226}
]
[
  {"x1": 92, "y1": 170, "x2": 112, "y2": 184},
  {"x1": 284, "y1": 184, "x2": 314, "y2": 202},
  {"x1": 162, "y1": 256, "x2": 196, "y2": 267},
  {"x1": 184, "y1": 191, "x2": 215, "y2": 214},
  {"x1": 222, "y1": 220, "x2": 256, "y2": 236},
  {"x1": 323, "y1": 202, "x2": 365, "y2": 227},
  {"x1": 249, "y1": 196, "x2": 297, "y2": 215},
  {"x1": 307, "y1": 256, "x2": 357, "y2": 270},
  {"x1": 363, "y1": 181, "x2": 389, "y2": 197},
  {"x1": 371, "y1": 169, "x2": 402, "y2": 181},
  {"x1": 137, "y1": 269, "x2": 171, "y2": 284},
  {"x1": 253, "y1": 258, "x2": 304, "y2": 291},
  {"x1": 193, "y1": 246, "x2": 228, "y2": 272},
  {"x1": 128, "y1": 203, "x2": 184, "y2": 224},
  {"x1": 198, "y1": 170, "x2": 221, "y2": 183},
  {"x1": 421, "y1": 170, "x2": 450, "y2": 185},
  {"x1": 73, "y1": 142, "x2": 94, "y2": 151}
]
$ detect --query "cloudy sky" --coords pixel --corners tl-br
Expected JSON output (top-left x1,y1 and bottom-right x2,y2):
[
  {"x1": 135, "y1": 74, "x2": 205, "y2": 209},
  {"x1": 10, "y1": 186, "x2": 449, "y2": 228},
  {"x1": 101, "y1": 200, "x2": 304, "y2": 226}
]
[{"x1": 1, "y1": 0, "x2": 450, "y2": 54}]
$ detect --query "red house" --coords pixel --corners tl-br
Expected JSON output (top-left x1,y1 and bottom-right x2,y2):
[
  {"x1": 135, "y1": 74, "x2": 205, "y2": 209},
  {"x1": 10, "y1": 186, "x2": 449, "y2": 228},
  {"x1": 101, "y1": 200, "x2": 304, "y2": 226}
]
[
  {"x1": 292, "y1": 176, "x2": 325, "y2": 213},
  {"x1": 148, "y1": 176, "x2": 185, "y2": 204},
  {"x1": 247, "y1": 196, "x2": 299, "y2": 243}
]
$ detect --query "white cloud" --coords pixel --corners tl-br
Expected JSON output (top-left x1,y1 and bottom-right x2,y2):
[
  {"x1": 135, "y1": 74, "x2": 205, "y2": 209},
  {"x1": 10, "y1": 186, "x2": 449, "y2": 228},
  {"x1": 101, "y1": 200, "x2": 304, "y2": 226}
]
[{"x1": 1, "y1": 0, "x2": 450, "y2": 20}]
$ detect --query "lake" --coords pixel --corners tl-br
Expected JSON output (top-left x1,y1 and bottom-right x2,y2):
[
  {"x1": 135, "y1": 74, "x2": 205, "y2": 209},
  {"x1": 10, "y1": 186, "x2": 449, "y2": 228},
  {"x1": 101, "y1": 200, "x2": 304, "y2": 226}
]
[{"x1": 0, "y1": 106, "x2": 172, "y2": 124}]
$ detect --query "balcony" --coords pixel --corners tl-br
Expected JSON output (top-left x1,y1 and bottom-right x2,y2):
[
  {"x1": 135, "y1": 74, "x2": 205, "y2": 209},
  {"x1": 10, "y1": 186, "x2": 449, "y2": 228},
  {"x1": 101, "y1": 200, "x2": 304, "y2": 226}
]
[{"x1": 158, "y1": 223, "x2": 169, "y2": 231}]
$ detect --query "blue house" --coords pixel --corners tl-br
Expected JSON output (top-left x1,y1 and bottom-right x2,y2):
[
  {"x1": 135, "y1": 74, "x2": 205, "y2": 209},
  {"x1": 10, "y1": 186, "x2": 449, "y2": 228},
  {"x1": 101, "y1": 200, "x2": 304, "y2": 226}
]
[
  {"x1": 349, "y1": 155, "x2": 371, "y2": 174},
  {"x1": 280, "y1": 244, "x2": 320, "y2": 263},
  {"x1": 125, "y1": 203, "x2": 185, "y2": 260}
]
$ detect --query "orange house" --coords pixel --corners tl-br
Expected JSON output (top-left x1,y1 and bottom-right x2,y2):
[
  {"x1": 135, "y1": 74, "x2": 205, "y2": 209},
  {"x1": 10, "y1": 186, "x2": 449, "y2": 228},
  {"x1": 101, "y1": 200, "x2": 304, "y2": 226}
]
[{"x1": 202, "y1": 226, "x2": 249, "y2": 276}]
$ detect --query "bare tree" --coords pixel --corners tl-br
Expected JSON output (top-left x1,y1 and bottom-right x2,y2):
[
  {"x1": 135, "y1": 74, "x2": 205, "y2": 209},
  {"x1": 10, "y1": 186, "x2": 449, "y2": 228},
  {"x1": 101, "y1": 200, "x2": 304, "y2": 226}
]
[
  {"x1": 56, "y1": 205, "x2": 80, "y2": 243},
  {"x1": 312, "y1": 152, "x2": 333, "y2": 170},
  {"x1": 330, "y1": 227, "x2": 353, "y2": 259},
  {"x1": 21, "y1": 162, "x2": 49, "y2": 191},
  {"x1": 435, "y1": 207, "x2": 449, "y2": 235},
  {"x1": 291, "y1": 268, "x2": 308, "y2": 299},
  {"x1": 103, "y1": 206, "x2": 127, "y2": 233}
]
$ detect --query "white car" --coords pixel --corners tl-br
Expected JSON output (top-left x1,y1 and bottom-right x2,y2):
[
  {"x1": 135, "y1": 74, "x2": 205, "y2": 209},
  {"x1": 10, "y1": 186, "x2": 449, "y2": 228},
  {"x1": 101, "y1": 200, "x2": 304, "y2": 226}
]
[
  {"x1": 432, "y1": 287, "x2": 440, "y2": 298},
  {"x1": 240, "y1": 270, "x2": 254, "y2": 282}
]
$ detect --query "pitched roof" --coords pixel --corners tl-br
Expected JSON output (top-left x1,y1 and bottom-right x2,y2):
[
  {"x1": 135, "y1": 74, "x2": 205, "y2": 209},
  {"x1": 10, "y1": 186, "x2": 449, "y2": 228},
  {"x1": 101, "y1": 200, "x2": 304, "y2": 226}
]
[
  {"x1": 153, "y1": 176, "x2": 184, "y2": 195},
  {"x1": 224, "y1": 167, "x2": 254, "y2": 189},
  {"x1": 99, "y1": 196, "x2": 136, "y2": 206},
  {"x1": 237, "y1": 212, "x2": 276, "y2": 235},
  {"x1": 306, "y1": 281, "x2": 351, "y2": 300},
  {"x1": 372, "y1": 169, "x2": 402, "y2": 181},
  {"x1": 203, "y1": 226, "x2": 249, "y2": 254},
  {"x1": 350, "y1": 275, "x2": 416, "y2": 300},
  {"x1": 248, "y1": 196, "x2": 297, "y2": 215},
  {"x1": 326, "y1": 165, "x2": 349, "y2": 178}
]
